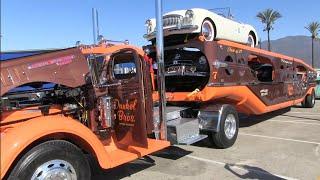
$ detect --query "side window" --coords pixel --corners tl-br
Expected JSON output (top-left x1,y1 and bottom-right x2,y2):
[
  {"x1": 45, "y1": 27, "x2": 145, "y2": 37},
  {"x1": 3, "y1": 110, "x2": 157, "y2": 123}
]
[
  {"x1": 225, "y1": 55, "x2": 234, "y2": 63},
  {"x1": 248, "y1": 55, "x2": 274, "y2": 82},
  {"x1": 237, "y1": 57, "x2": 246, "y2": 65},
  {"x1": 113, "y1": 54, "x2": 137, "y2": 80}
]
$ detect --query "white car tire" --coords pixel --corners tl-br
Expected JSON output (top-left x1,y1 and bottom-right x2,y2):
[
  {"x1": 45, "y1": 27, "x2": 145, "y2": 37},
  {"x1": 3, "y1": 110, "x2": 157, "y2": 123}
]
[
  {"x1": 201, "y1": 20, "x2": 215, "y2": 41},
  {"x1": 247, "y1": 34, "x2": 255, "y2": 47}
]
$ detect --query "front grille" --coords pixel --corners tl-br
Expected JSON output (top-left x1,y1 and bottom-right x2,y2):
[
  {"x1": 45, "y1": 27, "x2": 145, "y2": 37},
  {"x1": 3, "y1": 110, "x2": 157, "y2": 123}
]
[
  {"x1": 163, "y1": 15, "x2": 183, "y2": 27},
  {"x1": 166, "y1": 65, "x2": 197, "y2": 74}
]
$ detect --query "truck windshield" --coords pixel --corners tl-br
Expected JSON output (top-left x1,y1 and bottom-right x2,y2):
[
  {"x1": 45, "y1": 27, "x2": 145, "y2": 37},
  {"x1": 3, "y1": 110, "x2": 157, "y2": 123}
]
[{"x1": 114, "y1": 62, "x2": 136, "y2": 79}]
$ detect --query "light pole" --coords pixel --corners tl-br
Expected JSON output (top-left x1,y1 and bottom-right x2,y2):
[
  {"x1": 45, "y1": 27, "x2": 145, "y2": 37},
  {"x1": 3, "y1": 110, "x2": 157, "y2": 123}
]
[
  {"x1": 155, "y1": 0, "x2": 167, "y2": 140},
  {"x1": 92, "y1": 8, "x2": 97, "y2": 44}
]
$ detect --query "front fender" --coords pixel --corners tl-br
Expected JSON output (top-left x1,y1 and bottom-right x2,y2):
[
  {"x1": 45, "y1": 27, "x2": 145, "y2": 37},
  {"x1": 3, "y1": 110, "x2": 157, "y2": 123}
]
[{"x1": 1, "y1": 115, "x2": 112, "y2": 179}]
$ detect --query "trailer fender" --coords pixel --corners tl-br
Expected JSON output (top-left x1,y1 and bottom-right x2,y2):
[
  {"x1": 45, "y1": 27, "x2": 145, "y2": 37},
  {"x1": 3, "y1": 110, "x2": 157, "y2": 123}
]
[
  {"x1": 1, "y1": 115, "x2": 112, "y2": 179},
  {"x1": 198, "y1": 104, "x2": 226, "y2": 132}
]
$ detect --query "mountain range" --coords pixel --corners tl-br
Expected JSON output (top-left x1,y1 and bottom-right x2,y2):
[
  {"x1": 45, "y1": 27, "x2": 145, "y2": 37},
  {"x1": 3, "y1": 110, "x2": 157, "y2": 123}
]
[{"x1": 260, "y1": 35, "x2": 320, "y2": 68}]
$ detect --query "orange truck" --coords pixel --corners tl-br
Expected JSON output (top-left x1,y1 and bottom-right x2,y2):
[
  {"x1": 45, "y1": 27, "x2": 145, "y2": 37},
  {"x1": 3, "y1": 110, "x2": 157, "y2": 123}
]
[
  {"x1": 1, "y1": 42, "x2": 172, "y2": 179},
  {"x1": 1, "y1": 38, "x2": 316, "y2": 179}
]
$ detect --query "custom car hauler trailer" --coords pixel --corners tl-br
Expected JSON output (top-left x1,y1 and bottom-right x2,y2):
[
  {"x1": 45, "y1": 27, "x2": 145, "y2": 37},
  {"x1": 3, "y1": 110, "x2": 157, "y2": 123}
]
[
  {"x1": 0, "y1": 40, "x2": 316, "y2": 179},
  {"x1": 0, "y1": 43, "x2": 176, "y2": 179},
  {"x1": 145, "y1": 36, "x2": 317, "y2": 148}
]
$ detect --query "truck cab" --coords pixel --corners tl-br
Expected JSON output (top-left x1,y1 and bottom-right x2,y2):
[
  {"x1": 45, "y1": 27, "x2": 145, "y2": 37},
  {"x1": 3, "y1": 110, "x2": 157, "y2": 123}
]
[{"x1": 1, "y1": 42, "x2": 170, "y2": 179}]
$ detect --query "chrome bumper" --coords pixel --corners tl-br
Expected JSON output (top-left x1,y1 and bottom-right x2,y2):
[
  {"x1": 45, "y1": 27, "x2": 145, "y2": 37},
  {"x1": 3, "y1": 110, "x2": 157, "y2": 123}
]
[{"x1": 144, "y1": 25, "x2": 198, "y2": 39}]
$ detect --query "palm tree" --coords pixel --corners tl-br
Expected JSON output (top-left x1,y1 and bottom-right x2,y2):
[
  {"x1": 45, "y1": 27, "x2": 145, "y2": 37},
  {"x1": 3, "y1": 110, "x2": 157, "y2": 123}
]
[
  {"x1": 256, "y1": 9, "x2": 282, "y2": 51},
  {"x1": 305, "y1": 21, "x2": 320, "y2": 68}
]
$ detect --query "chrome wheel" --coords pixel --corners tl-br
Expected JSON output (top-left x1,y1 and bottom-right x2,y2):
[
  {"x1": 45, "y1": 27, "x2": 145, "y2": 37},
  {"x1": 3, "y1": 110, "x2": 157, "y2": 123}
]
[
  {"x1": 31, "y1": 159, "x2": 77, "y2": 180},
  {"x1": 201, "y1": 20, "x2": 214, "y2": 41},
  {"x1": 247, "y1": 34, "x2": 255, "y2": 47},
  {"x1": 224, "y1": 114, "x2": 237, "y2": 139}
]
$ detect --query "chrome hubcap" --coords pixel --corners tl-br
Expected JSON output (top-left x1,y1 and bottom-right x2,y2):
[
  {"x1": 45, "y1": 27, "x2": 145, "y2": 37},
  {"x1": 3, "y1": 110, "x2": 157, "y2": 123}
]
[
  {"x1": 224, "y1": 114, "x2": 237, "y2": 139},
  {"x1": 202, "y1": 21, "x2": 213, "y2": 41},
  {"x1": 247, "y1": 36, "x2": 254, "y2": 47},
  {"x1": 31, "y1": 159, "x2": 77, "y2": 180}
]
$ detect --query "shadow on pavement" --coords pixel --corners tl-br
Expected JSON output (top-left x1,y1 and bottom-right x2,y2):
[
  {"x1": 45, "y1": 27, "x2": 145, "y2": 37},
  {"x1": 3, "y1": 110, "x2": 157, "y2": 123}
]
[
  {"x1": 92, "y1": 146, "x2": 192, "y2": 179},
  {"x1": 224, "y1": 163, "x2": 285, "y2": 180},
  {"x1": 151, "y1": 146, "x2": 192, "y2": 160},
  {"x1": 239, "y1": 107, "x2": 291, "y2": 128},
  {"x1": 92, "y1": 156, "x2": 155, "y2": 180},
  {"x1": 280, "y1": 114, "x2": 320, "y2": 121}
]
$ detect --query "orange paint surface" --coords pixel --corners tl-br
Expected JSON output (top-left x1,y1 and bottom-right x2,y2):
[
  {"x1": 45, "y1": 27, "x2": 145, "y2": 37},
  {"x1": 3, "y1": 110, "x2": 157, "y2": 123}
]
[
  {"x1": 80, "y1": 44, "x2": 144, "y2": 56},
  {"x1": 154, "y1": 86, "x2": 314, "y2": 115},
  {"x1": 1, "y1": 105, "x2": 62, "y2": 124},
  {"x1": 0, "y1": 115, "x2": 169, "y2": 178}
]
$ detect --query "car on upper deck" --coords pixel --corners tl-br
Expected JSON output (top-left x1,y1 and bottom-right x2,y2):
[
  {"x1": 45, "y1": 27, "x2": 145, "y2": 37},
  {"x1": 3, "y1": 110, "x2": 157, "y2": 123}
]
[{"x1": 144, "y1": 8, "x2": 259, "y2": 47}]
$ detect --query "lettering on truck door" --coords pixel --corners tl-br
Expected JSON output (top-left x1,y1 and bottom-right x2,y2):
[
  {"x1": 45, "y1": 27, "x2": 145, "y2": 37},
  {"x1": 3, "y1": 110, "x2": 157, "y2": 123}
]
[{"x1": 107, "y1": 49, "x2": 149, "y2": 147}]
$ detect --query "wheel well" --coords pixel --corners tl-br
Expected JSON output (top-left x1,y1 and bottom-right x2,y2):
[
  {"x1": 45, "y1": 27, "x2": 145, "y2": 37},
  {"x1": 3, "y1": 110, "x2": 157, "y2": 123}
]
[
  {"x1": 249, "y1": 31, "x2": 257, "y2": 45},
  {"x1": 204, "y1": 18, "x2": 217, "y2": 39},
  {"x1": 3, "y1": 133, "x2": 98, "y2": 179}
]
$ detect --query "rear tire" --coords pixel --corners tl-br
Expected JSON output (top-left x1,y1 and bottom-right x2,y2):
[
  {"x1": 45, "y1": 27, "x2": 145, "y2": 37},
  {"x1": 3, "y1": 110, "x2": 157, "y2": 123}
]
[
  {"x1": 8, "y1": 140, "x2": 91, "y2": 180},
  {"x1": 302, "y1": 90, "x2": 316, "y2": 108},
  {"x1": 247, "y1": 34, "x2": 255, "y2": 47},
  {"x1": 210, "y1": 105, "x2": 239, "y2": 149}
]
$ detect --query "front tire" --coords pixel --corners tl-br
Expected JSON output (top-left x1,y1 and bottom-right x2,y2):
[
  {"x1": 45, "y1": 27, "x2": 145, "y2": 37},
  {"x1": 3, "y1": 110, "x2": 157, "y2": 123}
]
[
  {"x1": 8, "y1": 140, "x2": 91, "y2": 180},
  {"x1": 302, "y1": 90, "x2": 316, "y2": 108},
  {"x1": 210, "y1": 105, "x2": 239, "y2": 149},
  {"x1": 201, "y1": 19, "x2": 215, "y2": 41}
]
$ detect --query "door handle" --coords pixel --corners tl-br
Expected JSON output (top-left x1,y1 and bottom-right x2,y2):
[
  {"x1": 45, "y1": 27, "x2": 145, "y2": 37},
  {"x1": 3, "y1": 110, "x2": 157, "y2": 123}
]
[
  {"x1": 129, "y1": 91, "x2": 138, "y2": 96},
  {"x1": 96, "y1": 82, "x2": 122, "y2": 88}
]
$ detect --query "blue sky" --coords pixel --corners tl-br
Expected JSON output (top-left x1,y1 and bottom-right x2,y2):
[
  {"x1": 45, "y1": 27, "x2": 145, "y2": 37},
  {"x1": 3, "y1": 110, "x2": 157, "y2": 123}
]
[{"x1": 1, "y1": 0, "x2": 319, "y2": 51}]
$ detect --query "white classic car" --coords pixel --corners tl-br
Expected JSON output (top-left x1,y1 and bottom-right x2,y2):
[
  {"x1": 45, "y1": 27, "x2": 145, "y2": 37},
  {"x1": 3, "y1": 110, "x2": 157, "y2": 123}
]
[{"x1": 144, "y1": 8, "x2": 259, "y2": 47}]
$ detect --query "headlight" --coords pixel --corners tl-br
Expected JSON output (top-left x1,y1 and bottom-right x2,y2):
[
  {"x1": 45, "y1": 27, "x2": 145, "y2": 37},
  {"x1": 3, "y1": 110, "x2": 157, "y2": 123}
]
[
  {"x1": 183, "y1": 10, "x2": 194, "y2": 25},
  {"x1": 145, "y1": 19, "x2": 153, "y2": 34},
  {"x1": 185, "y1": 10, "x2": 194, "y2": 19},
  {"x1": 199, "y1": 56, "x2": 207, "y2": 65}
]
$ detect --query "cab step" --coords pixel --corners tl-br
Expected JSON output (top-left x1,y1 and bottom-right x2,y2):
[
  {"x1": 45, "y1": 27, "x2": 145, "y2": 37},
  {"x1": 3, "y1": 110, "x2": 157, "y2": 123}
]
[
  {"x1": 153, "y1": 106, "x2": 207, "y2": 145},
  {"x1": 167, "y1": 118, "x2": 207, "y2": 145}
]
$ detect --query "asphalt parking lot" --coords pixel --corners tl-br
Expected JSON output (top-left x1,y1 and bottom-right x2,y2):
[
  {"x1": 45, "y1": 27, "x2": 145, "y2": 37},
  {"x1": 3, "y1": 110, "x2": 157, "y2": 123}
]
[{"x1": 94, "y1": 100, "x2": 320, "y2": 180}]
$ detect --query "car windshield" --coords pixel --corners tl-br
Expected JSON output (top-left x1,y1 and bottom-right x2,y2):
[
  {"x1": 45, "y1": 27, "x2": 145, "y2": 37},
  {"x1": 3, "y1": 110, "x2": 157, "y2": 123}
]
[{"x1": 209, "y1": 8, "x2": 234, "y2": 20}]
